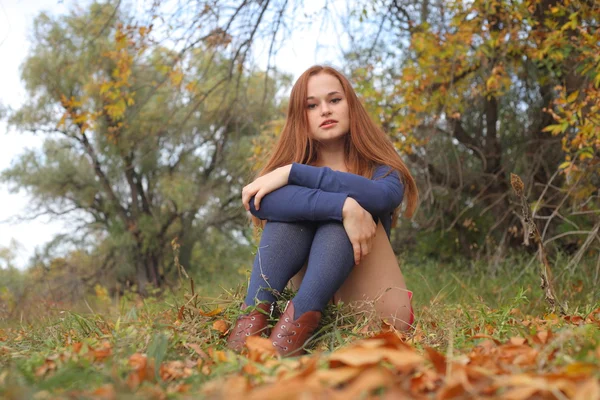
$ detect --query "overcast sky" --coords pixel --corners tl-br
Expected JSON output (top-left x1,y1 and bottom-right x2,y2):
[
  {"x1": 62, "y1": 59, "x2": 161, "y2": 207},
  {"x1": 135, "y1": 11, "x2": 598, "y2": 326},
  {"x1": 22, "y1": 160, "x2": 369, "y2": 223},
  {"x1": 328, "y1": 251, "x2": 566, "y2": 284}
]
[{"x1": 0, "y1": 0, "x2": 346, "y2": 269}]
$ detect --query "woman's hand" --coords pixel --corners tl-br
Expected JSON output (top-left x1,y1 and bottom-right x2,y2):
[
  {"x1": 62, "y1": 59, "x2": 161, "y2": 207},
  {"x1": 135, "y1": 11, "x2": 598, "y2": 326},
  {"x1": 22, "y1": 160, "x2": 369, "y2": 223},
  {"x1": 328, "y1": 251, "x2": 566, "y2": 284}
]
[
  {"x1": 342, "y1": 197, "x2": 377, "y2": 265},
  {"x1": 242, "y1": 165, "x2": 292, "y2": 211}
]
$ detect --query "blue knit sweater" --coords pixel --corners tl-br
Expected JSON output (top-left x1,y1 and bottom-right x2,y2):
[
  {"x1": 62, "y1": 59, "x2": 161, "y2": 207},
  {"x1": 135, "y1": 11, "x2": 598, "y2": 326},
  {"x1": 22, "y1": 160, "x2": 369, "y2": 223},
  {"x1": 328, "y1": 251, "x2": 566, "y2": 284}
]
[{"x1": 249, "y1": 163, "x2": 404, "y2": 238}]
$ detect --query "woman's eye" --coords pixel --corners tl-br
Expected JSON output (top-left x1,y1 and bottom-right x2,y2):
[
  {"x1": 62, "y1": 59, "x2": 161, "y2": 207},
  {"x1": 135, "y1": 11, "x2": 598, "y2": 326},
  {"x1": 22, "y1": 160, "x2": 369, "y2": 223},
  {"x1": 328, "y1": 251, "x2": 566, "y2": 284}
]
[
  {"x1": 307, "y1": 104, "x2": 317, "y2": 109},
  {"x1": 331, "y1": 98, "x2": 342, "y2": 104}
]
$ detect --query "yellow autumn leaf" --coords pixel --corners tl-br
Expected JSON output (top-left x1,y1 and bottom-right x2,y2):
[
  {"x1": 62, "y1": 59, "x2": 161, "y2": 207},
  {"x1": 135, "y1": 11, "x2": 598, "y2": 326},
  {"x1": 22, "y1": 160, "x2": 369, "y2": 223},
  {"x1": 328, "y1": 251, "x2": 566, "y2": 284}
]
[
  {"x1": 558, "y1": 161, "x2": 572, "y2": 170},
  {"x1": 567, "y1": 90, "x2": 579, "y2": 103}
]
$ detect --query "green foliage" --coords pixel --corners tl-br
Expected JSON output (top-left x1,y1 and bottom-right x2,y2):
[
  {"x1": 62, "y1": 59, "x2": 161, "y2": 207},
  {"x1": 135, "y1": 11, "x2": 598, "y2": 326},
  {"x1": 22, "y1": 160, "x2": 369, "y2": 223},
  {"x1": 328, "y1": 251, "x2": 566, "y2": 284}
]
[
  {"x1": 347, "y1": 0, "x2": 600, "y2": 260},
  {"x1": 2, "y1": 2, "x2": 290, "y2": 292}
]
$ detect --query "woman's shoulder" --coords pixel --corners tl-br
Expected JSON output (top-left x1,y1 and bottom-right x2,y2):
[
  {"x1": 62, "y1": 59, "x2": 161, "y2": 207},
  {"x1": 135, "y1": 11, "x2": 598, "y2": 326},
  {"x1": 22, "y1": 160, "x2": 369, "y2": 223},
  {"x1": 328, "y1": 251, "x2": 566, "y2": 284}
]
[{"x1": 372, "y1": 164, "x2": 397, "y2": 178}]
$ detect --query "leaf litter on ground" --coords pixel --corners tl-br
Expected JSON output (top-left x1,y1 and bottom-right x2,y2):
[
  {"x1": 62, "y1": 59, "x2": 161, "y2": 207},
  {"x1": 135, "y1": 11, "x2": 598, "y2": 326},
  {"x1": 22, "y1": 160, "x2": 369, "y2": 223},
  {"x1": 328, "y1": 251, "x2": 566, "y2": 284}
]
[{"x1": 1, "y1": 285, "x2": 600, "y2": 399}]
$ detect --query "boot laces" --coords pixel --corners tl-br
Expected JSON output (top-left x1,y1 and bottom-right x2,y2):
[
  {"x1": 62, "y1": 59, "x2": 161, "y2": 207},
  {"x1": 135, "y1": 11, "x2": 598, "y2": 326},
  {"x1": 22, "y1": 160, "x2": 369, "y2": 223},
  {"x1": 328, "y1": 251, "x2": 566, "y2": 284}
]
[
  {"x1": 235, "y1": 313, "x2": 260, "y2": 337},
  {"x1": 273, "y1": 317, "x2": 300, "y2": 349}
]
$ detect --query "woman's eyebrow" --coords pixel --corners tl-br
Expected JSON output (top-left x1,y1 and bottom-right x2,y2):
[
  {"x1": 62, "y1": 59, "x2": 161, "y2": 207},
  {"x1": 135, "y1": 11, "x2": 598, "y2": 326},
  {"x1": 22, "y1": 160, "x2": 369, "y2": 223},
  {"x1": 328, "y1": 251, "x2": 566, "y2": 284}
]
[{"x1": 306, "y1": 91, "x2": 343, "y2": 100}]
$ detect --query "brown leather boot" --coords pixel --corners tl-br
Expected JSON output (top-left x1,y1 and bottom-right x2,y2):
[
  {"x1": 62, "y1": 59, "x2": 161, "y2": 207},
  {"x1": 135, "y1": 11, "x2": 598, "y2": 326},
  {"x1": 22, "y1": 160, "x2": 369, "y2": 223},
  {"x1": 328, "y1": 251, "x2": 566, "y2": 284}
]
[
  {"x1": 226, "y1": 302, "x2": 272, "y2": 352},
  {"x1": 269, "y1": 301, "x2": 321, "y2": 357}
]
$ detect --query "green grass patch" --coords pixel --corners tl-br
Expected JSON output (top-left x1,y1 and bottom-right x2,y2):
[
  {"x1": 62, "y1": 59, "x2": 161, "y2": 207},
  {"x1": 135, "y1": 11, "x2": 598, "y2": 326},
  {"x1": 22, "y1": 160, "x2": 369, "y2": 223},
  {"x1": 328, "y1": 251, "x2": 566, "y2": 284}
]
[{"x1": 0, "y1": 254, "x2": 598, "y2": 398}]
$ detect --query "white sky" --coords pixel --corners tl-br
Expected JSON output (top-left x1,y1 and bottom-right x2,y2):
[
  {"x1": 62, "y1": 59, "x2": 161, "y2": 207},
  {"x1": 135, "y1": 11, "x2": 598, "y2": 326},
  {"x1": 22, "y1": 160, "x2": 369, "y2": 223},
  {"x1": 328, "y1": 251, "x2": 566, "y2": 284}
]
[{"x1": 0, "y1": 0, "x2": 346, "y2": 269}]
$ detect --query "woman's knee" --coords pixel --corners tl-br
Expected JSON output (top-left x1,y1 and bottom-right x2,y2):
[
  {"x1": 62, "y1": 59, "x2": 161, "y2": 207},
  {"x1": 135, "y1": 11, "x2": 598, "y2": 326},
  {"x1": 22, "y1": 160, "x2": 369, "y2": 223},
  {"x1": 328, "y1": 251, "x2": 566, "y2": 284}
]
[
  {"x1": 261, "y1": 221, "x2": 316, "y2": 244},
  {"x1": 312, "y1": 221, "x2": 354, "y2": 261}
]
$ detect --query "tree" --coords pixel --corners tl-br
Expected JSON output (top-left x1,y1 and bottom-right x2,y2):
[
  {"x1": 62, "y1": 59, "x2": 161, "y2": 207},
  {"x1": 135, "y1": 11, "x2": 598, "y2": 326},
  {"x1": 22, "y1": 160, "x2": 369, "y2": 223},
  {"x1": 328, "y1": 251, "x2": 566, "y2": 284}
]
[
  {"x1": 345, "y1": 0, "x2": 599, "y2": 260},
  {"x1": 2, "y1": 2, "x2": 288, "y2": 293}
]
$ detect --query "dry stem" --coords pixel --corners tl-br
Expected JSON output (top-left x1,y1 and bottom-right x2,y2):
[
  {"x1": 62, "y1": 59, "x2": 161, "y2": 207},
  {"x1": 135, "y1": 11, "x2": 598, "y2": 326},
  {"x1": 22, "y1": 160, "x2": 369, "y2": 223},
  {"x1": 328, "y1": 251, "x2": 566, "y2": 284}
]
[{"x1": 510, "y1": 173, "x2": 566, "y2": 315}]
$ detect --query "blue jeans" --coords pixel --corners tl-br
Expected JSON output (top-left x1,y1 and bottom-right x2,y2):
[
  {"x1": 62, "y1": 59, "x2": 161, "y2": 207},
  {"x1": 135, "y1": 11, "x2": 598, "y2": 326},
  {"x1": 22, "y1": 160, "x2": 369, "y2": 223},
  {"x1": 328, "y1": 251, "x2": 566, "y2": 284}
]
[{"x1": 244, "y1": 221, "x2": 355, "y2": 319}]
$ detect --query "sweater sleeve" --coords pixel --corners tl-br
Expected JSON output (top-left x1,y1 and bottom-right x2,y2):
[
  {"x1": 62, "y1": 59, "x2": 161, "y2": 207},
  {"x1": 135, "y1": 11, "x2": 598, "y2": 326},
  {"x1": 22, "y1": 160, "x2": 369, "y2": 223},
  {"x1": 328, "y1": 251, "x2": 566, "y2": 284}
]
[
  {"x1": 249, "y1": 184, "x2": 348, "y2": 222},
  {"x1": 288, "y1": 163, "x2": 404, "y2": 216}
]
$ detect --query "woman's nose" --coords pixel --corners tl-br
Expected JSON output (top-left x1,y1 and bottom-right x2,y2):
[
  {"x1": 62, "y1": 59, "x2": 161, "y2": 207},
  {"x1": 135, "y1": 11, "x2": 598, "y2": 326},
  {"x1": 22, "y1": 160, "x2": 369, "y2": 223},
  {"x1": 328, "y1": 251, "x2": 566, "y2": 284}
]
[{"x1": 320, "y1": 103, "x2": 331, "y2": 116}]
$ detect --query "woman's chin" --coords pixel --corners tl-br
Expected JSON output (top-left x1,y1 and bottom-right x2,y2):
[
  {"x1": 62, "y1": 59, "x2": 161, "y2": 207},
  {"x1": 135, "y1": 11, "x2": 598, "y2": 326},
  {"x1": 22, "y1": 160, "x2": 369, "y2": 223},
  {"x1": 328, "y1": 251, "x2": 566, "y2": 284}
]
[{"x1": 313, "y1": 131, "x2": 348, "y2": 144}]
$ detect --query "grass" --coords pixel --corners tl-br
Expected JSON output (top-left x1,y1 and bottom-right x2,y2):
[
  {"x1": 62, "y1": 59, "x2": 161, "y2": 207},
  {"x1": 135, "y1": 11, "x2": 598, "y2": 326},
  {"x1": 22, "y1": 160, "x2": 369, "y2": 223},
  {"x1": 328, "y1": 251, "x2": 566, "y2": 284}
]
[{"x1": 1, "y1": 254, "x2": 599, "y2": 398}]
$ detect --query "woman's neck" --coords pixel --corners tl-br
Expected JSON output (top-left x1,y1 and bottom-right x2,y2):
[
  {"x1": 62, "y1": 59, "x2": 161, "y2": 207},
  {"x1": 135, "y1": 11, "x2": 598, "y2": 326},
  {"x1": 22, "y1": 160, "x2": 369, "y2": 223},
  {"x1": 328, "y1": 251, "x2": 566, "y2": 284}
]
[{"x1": 314, "y1": 139, "x2": 347, "y2": 171}]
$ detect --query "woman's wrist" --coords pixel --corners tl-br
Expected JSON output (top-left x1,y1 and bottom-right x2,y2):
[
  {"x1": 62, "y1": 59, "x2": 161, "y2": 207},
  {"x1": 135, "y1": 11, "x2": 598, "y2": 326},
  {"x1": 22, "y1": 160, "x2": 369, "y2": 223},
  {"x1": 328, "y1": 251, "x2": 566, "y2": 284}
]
[
  {"x1": 342, "y1": 197, "x2": 359, "y2": 219},
  {"x1": 279, "y1": 164, "x2": 292, "y2": 184}
]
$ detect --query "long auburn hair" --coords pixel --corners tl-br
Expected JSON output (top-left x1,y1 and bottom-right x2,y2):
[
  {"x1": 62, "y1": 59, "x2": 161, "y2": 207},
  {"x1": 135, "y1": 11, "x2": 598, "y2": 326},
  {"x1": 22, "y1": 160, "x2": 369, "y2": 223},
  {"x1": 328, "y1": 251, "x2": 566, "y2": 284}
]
[{"x1": 251, "y1": 65, "x2": 418, "y2": 227}]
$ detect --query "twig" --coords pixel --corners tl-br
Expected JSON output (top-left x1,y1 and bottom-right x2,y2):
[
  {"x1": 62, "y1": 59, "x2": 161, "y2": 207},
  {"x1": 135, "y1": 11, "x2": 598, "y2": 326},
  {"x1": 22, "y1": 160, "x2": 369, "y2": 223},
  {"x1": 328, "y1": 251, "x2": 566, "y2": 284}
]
[
  {"x1": 510, "y1": 173, "x2": 565, "y2": 315},
  {"x1": 171, "y1": 237, "x2": 189, "y2": 285}
]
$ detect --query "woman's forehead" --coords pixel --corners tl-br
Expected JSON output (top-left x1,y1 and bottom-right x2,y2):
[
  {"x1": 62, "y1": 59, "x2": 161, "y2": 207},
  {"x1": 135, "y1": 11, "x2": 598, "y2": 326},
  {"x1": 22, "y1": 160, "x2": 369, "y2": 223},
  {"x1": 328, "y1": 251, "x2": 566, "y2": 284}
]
[{"x1": 306, "y1": 73, "x2": 343, "y2": 97}]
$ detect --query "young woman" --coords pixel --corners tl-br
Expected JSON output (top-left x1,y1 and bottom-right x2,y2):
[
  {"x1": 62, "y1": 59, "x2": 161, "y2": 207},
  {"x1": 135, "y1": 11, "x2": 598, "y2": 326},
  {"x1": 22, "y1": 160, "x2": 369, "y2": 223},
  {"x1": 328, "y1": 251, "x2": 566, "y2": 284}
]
[{"x1": 227, "y1": 65, "x2": 418, "y2": 357}]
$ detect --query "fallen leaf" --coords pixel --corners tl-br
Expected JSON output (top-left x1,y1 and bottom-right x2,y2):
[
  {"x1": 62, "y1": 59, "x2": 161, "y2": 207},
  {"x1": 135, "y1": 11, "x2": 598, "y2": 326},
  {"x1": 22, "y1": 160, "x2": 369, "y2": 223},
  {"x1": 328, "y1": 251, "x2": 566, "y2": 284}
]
[
  {"x1": 92, "y1": 341, "x2": 112, "y2": 362},
  {"x1": 573, "y1": 378, "x2": 600, "y2": 400},
  {"x1": 35, "y1": 359, "x2": 57, "y2": 377},
  {"x1": 508, "y1": 337, "x2": 527, "y2": 346},
  {"x1": 410, "y1": 369, "x2": 440, "y2": 394},
  {"x1": 308, "y1": 366, "x2": 362, "y2": 387},
  {"x1": 330, "y1": 347, "x2": 422, "y2": 372},
  {"x1": 185, "y1": 342, "x2": 210, "y2": 360},
  {"x1": 425, "y1": 347, "x2": 447, "y2": 374},
  {"x1": 471, "y1": 334, "x2": 502, "y2": 345},
  {"x1": 160, "y1": 360, "x2": 193, "y2": 381},
  {"x1": 530, "y1": 330, "x2": 552, "y2": 345},
  {"x1": 336, "y1": 366, "x2": 395, "y2": 399},
  {"x1": 127, "y1": 353, "x2": 152, "y2": 389},
  {"x1": 565, "y1": 362, "x2": 598, "y2": 375},
  {"x1": 212, "y1": 319, "x2": 229, "y2": 335},
  {"x1": 198, "y1": 307, "x2": 223, "y2": 317},
  {"x1": 243, "y1": 362, "x2": 260, "y2": 375},
  {"x1": 72, "y1": 342, "x2": 83, "y2": 353},
  {"x1": 246, "y1": 336, "x2": 277, "y2": 361},
  {"x1": 167, "y1": 382, "x2": 191, "y2": 394},
  {"x1": 91, "y1": 384, "x2": 116, "y2": 400},
  {"x1": 246, "y1": 377, "x2": 320, "y2": 400},
  {"x1": 208, "y1": 347, "x2": 228, "y2": 362}
]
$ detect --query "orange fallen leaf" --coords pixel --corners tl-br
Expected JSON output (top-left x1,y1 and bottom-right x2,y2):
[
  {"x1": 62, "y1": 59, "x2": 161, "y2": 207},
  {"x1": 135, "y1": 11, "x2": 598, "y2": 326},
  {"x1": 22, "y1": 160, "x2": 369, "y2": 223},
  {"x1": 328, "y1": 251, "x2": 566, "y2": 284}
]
[
  {"x1": 564, "y1": 362, "x2": 598, "y2": 376},
  {"x1": 438, "y1": 381, "x2": 467, "y2": 400},
  {"x1": 35, "y1": 359, "x2": 57, "y2": 377},
  {"x1": 336, "y1": 366, "x2": 395, "y2": 399},
  {"x1": 167, "y1": 382, "x2": 191, "y2": 394},
  {"x1": 177, "y1": 305, "x2": 185, "y2": 321},
  {"x1": 72, "y1": 342, "x2": 83, "y2": 353},
  {"x1": 246, "y1": 377, "x2": 321, "y2": 400},
  {"x1": 92, "y1": 341, "x2": 112, "y2": 362},
  {"x1": 201, "y1": 364, "x2": 211, "y2": 375},
  {"x1": 308, "y1": 366, "x2": 362, "y2": 387},
  {"x1": 425, "y1": 347, "x2": 447, "y2": 374},
  {"x1": 208, "y1": 347, "x2": 228, "y2": 362},
  {"x1": 471, "y1": 334, "x2": 502, "y2": 345},
  {"x1": 500, "y1": 386, "x2": 539, "y2": 400},
  {"x1": 160, "y1": 360, "x2": 193, "y2": 381},
  {"x1": 530, "y1": 330, "x2": 552, "y2": 345},
  {"x1": 212, "y1": 320, "x2": 229, "y2": 335},
  {"x1": 127, "y1": 353, "x2": 152, "y2": 390},
  {"x1": 198, "y1": 307, "x2": 223, "y2": 317},
  {"x1": 329, "y1": 347, "x2": 387, "y2": 366},
  {"x1": 203, "y1": 376, "x2": 250, "y2": 398},
  {"x1": 410, "y1": 369, "x2": 440, "y2": 394},
  {"x1": 508, "y1": 337, "x2": 527, "y2": 346},
  {"x1": 246, "y1": 336, "x2": 277, "y2": 361},
  {"x1": 242, "y1": 362, "x2": 259, "y2": 375},
  {"x1": 329, "y1": 347, "x2": 423, "y2": 372},
  {"x1": 564, "y1": 315, "x2": 584, "y2": 325},
  {"x1": 91, "y1": 384, "x2": 116, "y2": 400},
  {"x1": 573, "y1": 378, "x2": 600, "y2": 400}
]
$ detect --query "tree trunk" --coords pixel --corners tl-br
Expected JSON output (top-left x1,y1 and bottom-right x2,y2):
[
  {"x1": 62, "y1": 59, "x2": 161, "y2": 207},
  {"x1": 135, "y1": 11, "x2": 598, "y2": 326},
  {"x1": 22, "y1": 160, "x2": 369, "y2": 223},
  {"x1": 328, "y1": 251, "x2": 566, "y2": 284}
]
[{"x1": 134, "y1": 242, "x2": 163, "y2": 295}]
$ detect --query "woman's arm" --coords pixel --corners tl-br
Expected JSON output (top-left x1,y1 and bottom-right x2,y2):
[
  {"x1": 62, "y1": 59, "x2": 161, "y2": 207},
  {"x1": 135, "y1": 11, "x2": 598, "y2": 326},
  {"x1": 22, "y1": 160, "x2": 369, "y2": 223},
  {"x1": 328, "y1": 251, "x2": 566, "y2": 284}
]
[
  {"x1": 288, "y1": 163, "x2": 404, "y2": 216},
  {"x1": 249, "y1": 184, "x2": 348, "y2": 222},
  {"x1": 250, "y1": 185, "x2": 377, "y2": 265}
]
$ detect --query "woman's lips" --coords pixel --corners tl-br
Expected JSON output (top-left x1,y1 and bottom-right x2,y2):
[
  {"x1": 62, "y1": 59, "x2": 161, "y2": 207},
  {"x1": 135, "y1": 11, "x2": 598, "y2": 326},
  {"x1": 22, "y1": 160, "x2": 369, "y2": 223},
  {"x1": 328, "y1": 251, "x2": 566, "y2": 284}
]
[{"x1": 320, "y1": 120, "x2": 338, "y2": 129}]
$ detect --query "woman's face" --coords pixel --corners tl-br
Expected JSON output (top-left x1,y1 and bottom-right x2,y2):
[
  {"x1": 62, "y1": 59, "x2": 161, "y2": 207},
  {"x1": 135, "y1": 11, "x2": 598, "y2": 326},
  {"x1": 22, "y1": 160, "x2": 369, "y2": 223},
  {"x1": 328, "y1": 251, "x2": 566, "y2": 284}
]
[{"x1": 306, "y1": 73, "x2": 350, "y2": 143}]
